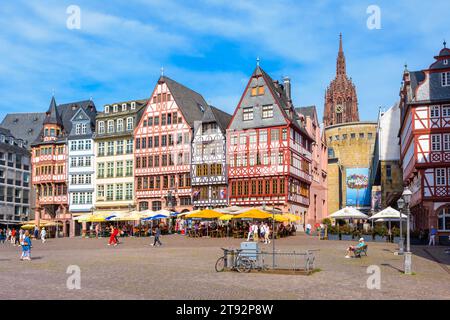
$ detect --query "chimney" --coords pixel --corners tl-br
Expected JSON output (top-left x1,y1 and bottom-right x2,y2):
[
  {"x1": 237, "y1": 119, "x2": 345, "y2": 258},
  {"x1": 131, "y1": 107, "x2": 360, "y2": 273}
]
[{"x1": 283, "y1": 77, "x2": 292, "y2": 102}]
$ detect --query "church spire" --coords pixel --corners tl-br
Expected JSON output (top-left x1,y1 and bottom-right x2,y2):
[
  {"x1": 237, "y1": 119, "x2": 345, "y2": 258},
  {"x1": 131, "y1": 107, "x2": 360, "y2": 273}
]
[{"x1": 337, "y1": 33, "x2": 346, "y2": 76}]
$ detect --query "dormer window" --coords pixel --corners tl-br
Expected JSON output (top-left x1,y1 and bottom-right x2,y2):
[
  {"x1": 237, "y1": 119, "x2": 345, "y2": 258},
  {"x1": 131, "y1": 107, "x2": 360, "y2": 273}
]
[
  {"x1": 75, "y1": 124, "x2": 81, "y2": 135},
  {"x1": 441, "y1": 72, "x2": 450, "y2": 87},
  {"x1": 131, "y1": 102, "x2": 136, "y2": 110},
  {"x1": 444, "y1": 59, "x2": 448, "y2": 66},
  {"x1": 81, "y1": 124, "x2": 87, "y2": 134},
  {"x1": 105, "y1": 105, "x2": 110, "y2": 113},
  {"x1": 113, "y1": 105, "x2": 118, "y2": 113},
  {"x1": 0, "y1": 135, "x2": 4, "y2": 143},
  {"x1": 122, "y1": 103, "x2": 127, "y2": 111}
]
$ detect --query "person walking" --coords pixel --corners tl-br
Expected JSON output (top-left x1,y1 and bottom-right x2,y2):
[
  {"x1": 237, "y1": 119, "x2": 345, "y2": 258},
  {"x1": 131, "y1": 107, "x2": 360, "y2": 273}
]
[
  {"x1": 306, "y1": 223, "x2": 312, "y2": 235},
  {"x1": 246, "y1": 223, "x2": 253, "y2": 241},
  {"x1": 33, "y1": 226, "x2": 39, "y2": 239},
  {"x1": 429, "y1": 226, "x2": 437, "y2": 246},
  {"x1": 95, "y1": 223, "x2": 100, "y2": 239},
  {"x1": 108, "y1": 225, "x2": 119, "y2": 246},
  {"x1": 40, "y1": 227, "x2": 47, "y2": 244},
  {"x1": 253, "y1": 223, "x2": 259, "y2": 242},
  {"x1": 11, "y1": 228, "x2": 16, "y2": 245},
  {"x1": 14, "y1": 228, "x2": 20, "y2": 246},
  {"x1": 20, "y1": 231, "x2": 32, "y2": 261},
  {"x1": 151, "y1": 226, "x2": 162, "y2": 247},
  {"x1": 0, "y1": 229, "x2": 5, "y2": 244}
]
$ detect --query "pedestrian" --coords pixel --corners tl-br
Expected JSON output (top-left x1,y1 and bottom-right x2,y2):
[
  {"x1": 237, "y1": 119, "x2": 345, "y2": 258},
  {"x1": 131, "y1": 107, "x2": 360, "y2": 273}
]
[
  {"x1": 11, "y1": 228, "x2": 16, "y2": 245},
  {"x1": 33, "y1": 226, "x2": 39, "y2": 239},
  {"x1": 0, "y1": 229, "x2": 5, "y2": 244},
  {"x1": 253, "y1": 223, "x2": 259, "y2": 242},
  {"x1": 19, "y1": 228, "x2": 24, "y2": 244},
  {"x1": 246, "y1": 223, "x2": 253, "y2": 241},
  {"x1": 20, "y1": 230, "x2": 32, "y2": 261},
  {"x1": 151, "y1": 226, "x2": 162, "y2": 246},
  {"x1": 108, "y1": 226, "x2": 119, "y2": 246},
  {"x1": 40, "y1": 227, "x2": 47, "y2": 244},
  {"x1": 14, "y1": 228, "x2": 20, "y2": 246},
  {"x1": 429, "y1": 226, "x2": 437, "y2": 246},
  {"x1": 306, "y1": 223, "x2": 312, "y2": 235},
  {"x1": 260, "y1": 223, "x2": 266, "y2": 242},
  {"x1": 95, "y1": 223, "x2": 100, "y2": 239},
  {"x1": 264, "y1": 223, "x2": 271, "y2": 244},
  {"x1": 6, "y1": 228, "x2": 11, "y2": 242}
]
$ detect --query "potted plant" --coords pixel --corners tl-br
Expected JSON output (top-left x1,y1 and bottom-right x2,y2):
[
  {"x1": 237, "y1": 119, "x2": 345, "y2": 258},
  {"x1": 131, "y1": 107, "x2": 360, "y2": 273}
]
[
  {"x1": 327, "y1": 225, "x2": 339, "y2": 241},
  {"x1": 392, "y1": 227, "x2": 400, "y2": 244},
  {"x1": 374, "y1": 225, "x2": 386, "y2": 242},
  {"x1": 341, "y1": 225, "x2": 353, "y2": 241}
]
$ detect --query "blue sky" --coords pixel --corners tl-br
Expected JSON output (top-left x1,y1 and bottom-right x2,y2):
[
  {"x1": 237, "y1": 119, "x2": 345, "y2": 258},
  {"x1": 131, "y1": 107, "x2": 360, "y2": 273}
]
[{"x1": 1, "y1": 0, "x2": 449, "y2": 123}]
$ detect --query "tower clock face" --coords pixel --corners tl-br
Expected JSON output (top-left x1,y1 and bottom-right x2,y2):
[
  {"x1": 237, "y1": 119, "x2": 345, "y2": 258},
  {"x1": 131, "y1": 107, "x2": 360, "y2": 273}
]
[{"x1": 336, "y1": 104, "x2": 343, "y2": 113}]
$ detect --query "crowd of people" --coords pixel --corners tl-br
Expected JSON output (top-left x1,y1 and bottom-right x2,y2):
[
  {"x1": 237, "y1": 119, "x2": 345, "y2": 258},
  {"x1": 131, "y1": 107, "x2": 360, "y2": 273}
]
[{"x1": 0, "y1": 226, "x2": 48, "y2": 261}]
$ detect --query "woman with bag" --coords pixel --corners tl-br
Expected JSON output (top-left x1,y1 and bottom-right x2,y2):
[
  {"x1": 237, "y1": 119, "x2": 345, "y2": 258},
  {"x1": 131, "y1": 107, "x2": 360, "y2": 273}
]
[{"x1": 20, "y1": 231, "x2": 32, "y2": 261}]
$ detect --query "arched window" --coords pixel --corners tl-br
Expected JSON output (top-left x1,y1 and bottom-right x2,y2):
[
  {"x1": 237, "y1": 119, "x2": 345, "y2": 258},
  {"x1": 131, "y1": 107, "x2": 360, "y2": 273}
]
[{"x1": 438, "y1": 206, "x2": 450, "y2": 231}]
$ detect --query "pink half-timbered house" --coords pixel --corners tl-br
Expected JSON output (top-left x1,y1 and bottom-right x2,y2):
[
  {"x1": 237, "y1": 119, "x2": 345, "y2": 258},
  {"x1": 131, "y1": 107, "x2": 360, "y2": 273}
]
[
  {"x1": 399, "y1": 44, "x2": 450, "y2": 240},
  {"x1": 134, "y1": 76, "x2": 206, "y2": 213}
]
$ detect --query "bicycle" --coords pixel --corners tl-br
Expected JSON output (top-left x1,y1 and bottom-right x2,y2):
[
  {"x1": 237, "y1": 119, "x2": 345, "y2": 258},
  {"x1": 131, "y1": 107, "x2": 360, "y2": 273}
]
[{"x1": 215, "y1": 248, "x2": 253, "y2": 273}]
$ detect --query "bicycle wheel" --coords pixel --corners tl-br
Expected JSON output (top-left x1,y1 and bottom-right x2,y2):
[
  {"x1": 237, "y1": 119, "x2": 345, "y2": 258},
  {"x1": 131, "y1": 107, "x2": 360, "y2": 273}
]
[
  {"x1": 236, "y1": 256, "x2": 253, "y2": 273},
  {"x1": 215, "y1": 257, "x2": 225, "y2": 272}
]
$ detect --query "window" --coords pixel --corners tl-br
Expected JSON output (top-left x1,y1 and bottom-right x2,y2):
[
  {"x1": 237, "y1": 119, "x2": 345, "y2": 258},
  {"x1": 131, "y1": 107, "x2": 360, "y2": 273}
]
[
  {"x1": 259, "y1": 130, "x2": 268, "y2": 143},
  {"x1": 115, "y1": 184, "x2": 123, "y2": 201},
  {"x1": 282, "y1": 128, "x2": 288, "y2": 141},
  {"x1": 105, "y1": 106, "x2": 110, "y2": 113},
  {"x1": 444, "y1": 134, "x2": 450, "y2": 151},
  {"x1": 130, "y1": 102, "x2": 136, "y2": 110},
  {"x1": 431, "y1": 106, "x2": 440, "y2": 118},
  {"x1": 107, "y1": 120, "x2": 114, "y2": 133},
  {"x1": 443, "y1": 105, "x2": 450, "y2": 117},
  {"x1": 351, "y1": 133, "x2": 356, "y2": 139},
  {"x1": 107, "y1": 141, "x2": 114, "y2": 155},
  {"x1": 431, "y1": 134, "x2": 441, "y2": 151},
  {"x1": 126, "y1": 139, "x2": 133, "y2": 154},
  {"x1": 116, "y1": 161, "x2": 124, "y2": 177},
  {"x1": 441, "y1": 72, "x2": 450, "y2": 87},
  {"x1": 386, "y1": 165, "x2": 392, "y2": 179},
  {"x1": 98, "y1": 142, "x2": 105, "y2": 156},
  {"x1": 262, "y1": 105, "x2": 273, "y2": 118},
  {"x1": 97, "y1": 163, "x2": 105, "y2": 178},
  {"x1": 106, "y1": 185, "x2": 114, "y2": 201},
  {"x1": 113, "y1": 105, "x2": 118, "y2": 113},
  {"x1": 82, "y1": 124, "x2": 87, "y2": 134},
  {"x1": 116, "y1": 140, "x2": 124, "y2": 154},
  {"x1": 126, "y1": 117, "x2": 133, "y2": 131},
  {"x1": 359, "y1": 133, "x2": 364, "y2": 139},
  {"x1": 243, "y1": 107, "x2": 254, "y2": 121},
  {"x1": 126, "y1": 160, "x2": 133, "y2": 176},
  {"x1": 117, "y1": 119, "x2": 124, "y2": 132},
  {"x1": 436, "y1": 168, "x2": 446, "y2": 186},
  {"x1": 251, "y1": 86, "x2": 265, "y2": 96},
  {"x1": 438, "y1": 207, "x2": 450, "y2": 231},
  {"x1": 107, "y1": 162, "x2": 114, "y2": 178},
  {"x1": 76, "y1": 124, "x2": 81, "y2": 135},
  {"x1": 98, "y1": 121, "x2": 105, "y2": 134}
]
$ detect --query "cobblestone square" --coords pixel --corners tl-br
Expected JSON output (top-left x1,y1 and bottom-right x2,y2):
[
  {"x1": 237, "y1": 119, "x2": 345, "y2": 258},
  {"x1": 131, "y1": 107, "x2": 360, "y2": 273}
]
[{"x1": 1, "y1": 234, "x2": 449, "y2": 300}]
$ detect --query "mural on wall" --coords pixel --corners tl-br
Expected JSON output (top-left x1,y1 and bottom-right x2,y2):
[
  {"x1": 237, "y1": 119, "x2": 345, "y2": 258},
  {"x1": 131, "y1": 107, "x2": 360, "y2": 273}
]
[{"x1": 346, "y1": 168, "x2": 371, "y2": 208}]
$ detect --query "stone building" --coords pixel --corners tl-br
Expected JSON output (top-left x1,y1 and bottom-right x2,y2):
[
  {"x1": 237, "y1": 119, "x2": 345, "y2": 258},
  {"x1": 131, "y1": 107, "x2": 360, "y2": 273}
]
[
  {"x1": 0, "y1": 128, "x2": 31, "y2": 226},
  {"x1": 323, "y1": 34, "x2": 359, "y2": 127},
  {"x1": 399, "y1": 44, "x2": 450, "y2": 240},
  {"x1": 93, "y1": 100, "x2": 146, "y2": 216},
  {"x1": 326, "y1": 122, "x2": 377, "y2": 214}
]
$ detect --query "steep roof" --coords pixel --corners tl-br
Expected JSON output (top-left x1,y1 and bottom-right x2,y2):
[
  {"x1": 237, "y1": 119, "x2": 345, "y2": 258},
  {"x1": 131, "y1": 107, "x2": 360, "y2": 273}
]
[
  {"x1": 32, "y1": 99, "x2": 96, "y2": 146},
  {"x1": 43, "y1": 96, "x2": 63, "y2": 126},
  {"x1": 0, "y1": 112, "x2": 46, "y2": 150},
  {"x1": 160, "y1": 76, "x2": 206, "y2": 127},
  {"x1": 295, "y1": 106, "x2": 317, "y2": 120},
  {"x1": 208, "y1": 106, "x2": 232, "y2": 132}
]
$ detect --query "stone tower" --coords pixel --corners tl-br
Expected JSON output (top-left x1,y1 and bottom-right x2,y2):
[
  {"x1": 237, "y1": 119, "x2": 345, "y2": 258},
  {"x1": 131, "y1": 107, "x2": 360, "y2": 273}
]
[{"x1": 323, "y1": 34, "x2": 359, "y2": 127}]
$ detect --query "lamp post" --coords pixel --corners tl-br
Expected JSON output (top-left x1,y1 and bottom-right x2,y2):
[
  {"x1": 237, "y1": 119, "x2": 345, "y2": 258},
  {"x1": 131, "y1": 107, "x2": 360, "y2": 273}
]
[
  {"x1": 396, "y1": 198, "x2": 405, "y2": 255},
  {"x1": 402, "y1": 187, "x2": 413, "y2": 275}
]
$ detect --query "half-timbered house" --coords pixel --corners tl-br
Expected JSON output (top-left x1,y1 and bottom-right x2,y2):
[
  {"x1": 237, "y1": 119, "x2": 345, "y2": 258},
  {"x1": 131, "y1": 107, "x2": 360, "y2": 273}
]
[
  {"x1": 134, "y1": 76, "x2": 206, "y2": 213},
  {"x1": 227, "y1": 66, "x2": 314, "y2": 218},
  {"x1": 191, "y1": 105, "x2": 231, "y2": 208},
  {"x1": 399, "y1": 44, "x2": 450, "y2": 241}
]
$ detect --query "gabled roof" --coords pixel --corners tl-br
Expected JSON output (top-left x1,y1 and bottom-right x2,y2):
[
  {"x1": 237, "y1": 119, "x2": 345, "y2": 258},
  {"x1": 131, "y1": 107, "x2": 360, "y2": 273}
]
[
  {"x1": 205, "y1": 106, "x2": 232, "y2": 132},
  {"x1": 296, "y1": 106, "x2": 317, "y2": 122},
  {"x1": 0, "y1": 112, "x2": 46, "y2": 150},
  {"x1": 32, "y1": 98, "x2": 96, "y2": 146},
  {"x1": 160, "y1": 76, "x2": 207, "y2": 127}
]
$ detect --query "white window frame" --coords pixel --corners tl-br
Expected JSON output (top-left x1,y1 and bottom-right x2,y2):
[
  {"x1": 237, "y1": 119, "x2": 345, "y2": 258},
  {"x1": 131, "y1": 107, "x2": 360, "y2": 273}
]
[
  {"x1": 431, "y1": 134, "x2": 441, "y2": 151},
  {"x1": 430, "y1": 106, "x2": 440, "y2": 118},
  {"x1": 243, "y1": 107, "x2": 254, "y2": 121},
  {"x1": 98, "y1": 121, "x2": 105, "y2": 134},
  {"x1": 75, "y1": 124, "x2": 81, "y2": 135},
  {"x1": 441, "y1": 72, "x2": 450, "y2": 87},
  {"x1": 126, "y1": 117, "x2": 133, "y2": 131},
  {"x1": 117, "y1": 119, "x2": 124, "y2": 132},
  {"x1": 436, "y1": 168, "x2": 446, "y2": 186},
  {"x1": 81, "y1": 124, "x2": 87, "y2": 134},
  {"x1": 130, "y1": 102, "x2": 136, "y2": 110},
  {"x1": 122, "y1": 103, "x2": 127, "y2": 112},
  {"x1": 104, "y1": 106, "x2": 110, "y2": 113},
  {"x1": 113, "y1": 104, "x2": 118, "y2": 113},
  {"x1": 107, "y1": 120, "x2": 114, "y2": 133},
  {"x1": 262, "y1": 105, "x2": 274, "y2": 119},
  {"x1": 438, "y1": 207, "x2": 450, "y2": 231},
  {"x1": 442, "y1": 105, "x2": 450, "y2": 117},
  {"x1": 444, "y1": 134, "x2": 450, "y2": 151}
]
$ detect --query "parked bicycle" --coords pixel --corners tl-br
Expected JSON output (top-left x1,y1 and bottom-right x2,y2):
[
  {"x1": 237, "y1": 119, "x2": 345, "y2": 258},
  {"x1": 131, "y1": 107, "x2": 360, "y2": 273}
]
[{"x1": 215, "y1": 248, "x2": 253, "y2": 273}]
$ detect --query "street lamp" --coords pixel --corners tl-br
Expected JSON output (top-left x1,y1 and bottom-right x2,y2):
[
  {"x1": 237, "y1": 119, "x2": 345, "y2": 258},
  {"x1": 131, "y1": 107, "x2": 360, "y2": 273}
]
[
  {"x1": 402, "y1": 187, "x2": 413, "y2": 275},
  {"x1": 396, "y1": 197, "x2": 405, "y2": 255}
]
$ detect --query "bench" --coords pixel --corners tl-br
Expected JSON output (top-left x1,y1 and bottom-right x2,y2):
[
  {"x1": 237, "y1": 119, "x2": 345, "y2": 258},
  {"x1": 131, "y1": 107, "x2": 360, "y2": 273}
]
[{"x1": 353, "y1": 245, "x2": 368, "y2": 258}]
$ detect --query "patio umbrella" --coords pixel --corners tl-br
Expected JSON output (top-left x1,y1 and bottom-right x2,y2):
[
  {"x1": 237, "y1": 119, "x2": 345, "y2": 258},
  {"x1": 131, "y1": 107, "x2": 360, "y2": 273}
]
[
  {"x1": 369, "y1": 207, "x2": 407, "y2": 220},
  {"x1": 142, "y1": 214, "x2": 168, "y2": 221},
  {"x1": 232, "y1": 209, "x2": 272, "y2": 220},
  {"x1": 185, "y1": 209, "x2": 224, "y2": 219},
  {"x1": 219, "y1": 214, "x2": 234, "y2": 221},
  {"x1": 283, "y1": 213, "x2": 301, "y2": 222},
  {"x1": 329, "y1": 207, "x2": 369, "y2": 219}
]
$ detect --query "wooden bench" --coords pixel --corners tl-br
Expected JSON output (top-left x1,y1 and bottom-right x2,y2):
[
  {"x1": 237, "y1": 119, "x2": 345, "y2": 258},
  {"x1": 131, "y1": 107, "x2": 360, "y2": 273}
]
[{"x1": 353, "y1": 244, "x2": 368, "y2": 258}]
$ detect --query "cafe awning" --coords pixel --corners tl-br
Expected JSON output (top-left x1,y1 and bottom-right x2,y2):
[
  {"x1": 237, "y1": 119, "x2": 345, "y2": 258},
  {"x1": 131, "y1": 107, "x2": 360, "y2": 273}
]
[
  {"x1": 232, "y1": 209, "x2": 272, "y2": 220},
  {"x1": 185, "y1": 209, "x2": 224, "y2": 219},
  {"x1": 369, "y1": 207, "x2": 407, "y2": 221},
  {"x1": 329, "y1": 207, "x2": 369, "y2": 220}
]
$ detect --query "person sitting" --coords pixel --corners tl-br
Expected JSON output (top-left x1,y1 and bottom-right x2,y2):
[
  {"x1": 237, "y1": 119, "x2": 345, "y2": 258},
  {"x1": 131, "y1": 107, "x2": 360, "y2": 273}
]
[{"x1": 345, "y1": 238, "x2": 366, "y2": 258}]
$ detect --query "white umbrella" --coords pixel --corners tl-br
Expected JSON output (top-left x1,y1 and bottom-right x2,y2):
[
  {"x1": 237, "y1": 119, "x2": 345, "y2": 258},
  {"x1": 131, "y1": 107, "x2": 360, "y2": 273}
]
[
  {"x1": 329, "y1": 207, "x2": 369, "y2": 219},
  {"x1": 369, "y1": 207, "x2": 407, "y2": 220}
]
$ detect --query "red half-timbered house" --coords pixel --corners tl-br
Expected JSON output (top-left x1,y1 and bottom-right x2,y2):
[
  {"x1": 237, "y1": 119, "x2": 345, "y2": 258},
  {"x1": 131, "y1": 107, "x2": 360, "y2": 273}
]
[
  {"x1": 134, "y1": 76, "x2": 206, "y2": 213},
  {"x1": 399, "y1": 44, "x2": 450, "y2": 240},
  {"x1": 227, "y1": 66, "x2": 314, "y2": 218}
]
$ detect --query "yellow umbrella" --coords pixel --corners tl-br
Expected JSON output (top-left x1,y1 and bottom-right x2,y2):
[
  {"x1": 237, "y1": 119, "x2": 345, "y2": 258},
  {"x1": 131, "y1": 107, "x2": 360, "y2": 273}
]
[
  {"x1": 178, "y1": 210, "x2": 199, "y2": 218},
  {"x1": 219, "y1": 214, "x2": 234, "y2": 221},
  {"x1": 185, "y1": 209, "x2": 224, "y2": 219},
  {"x1": 274, "y1": 214, "x2": 289, "y2": 222},
  {"x1": 20, "y1": 224, "x2": 36, "y2": 230},
  {"x1": 86, "y1": 213, "x2": 109, "y2": 222},
  {"x1": 232, "y1": 209, "x2": 272, "y2": 220},
  {"x1": 283, "y1": 213, "x2": 301, "y2": 222}
]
